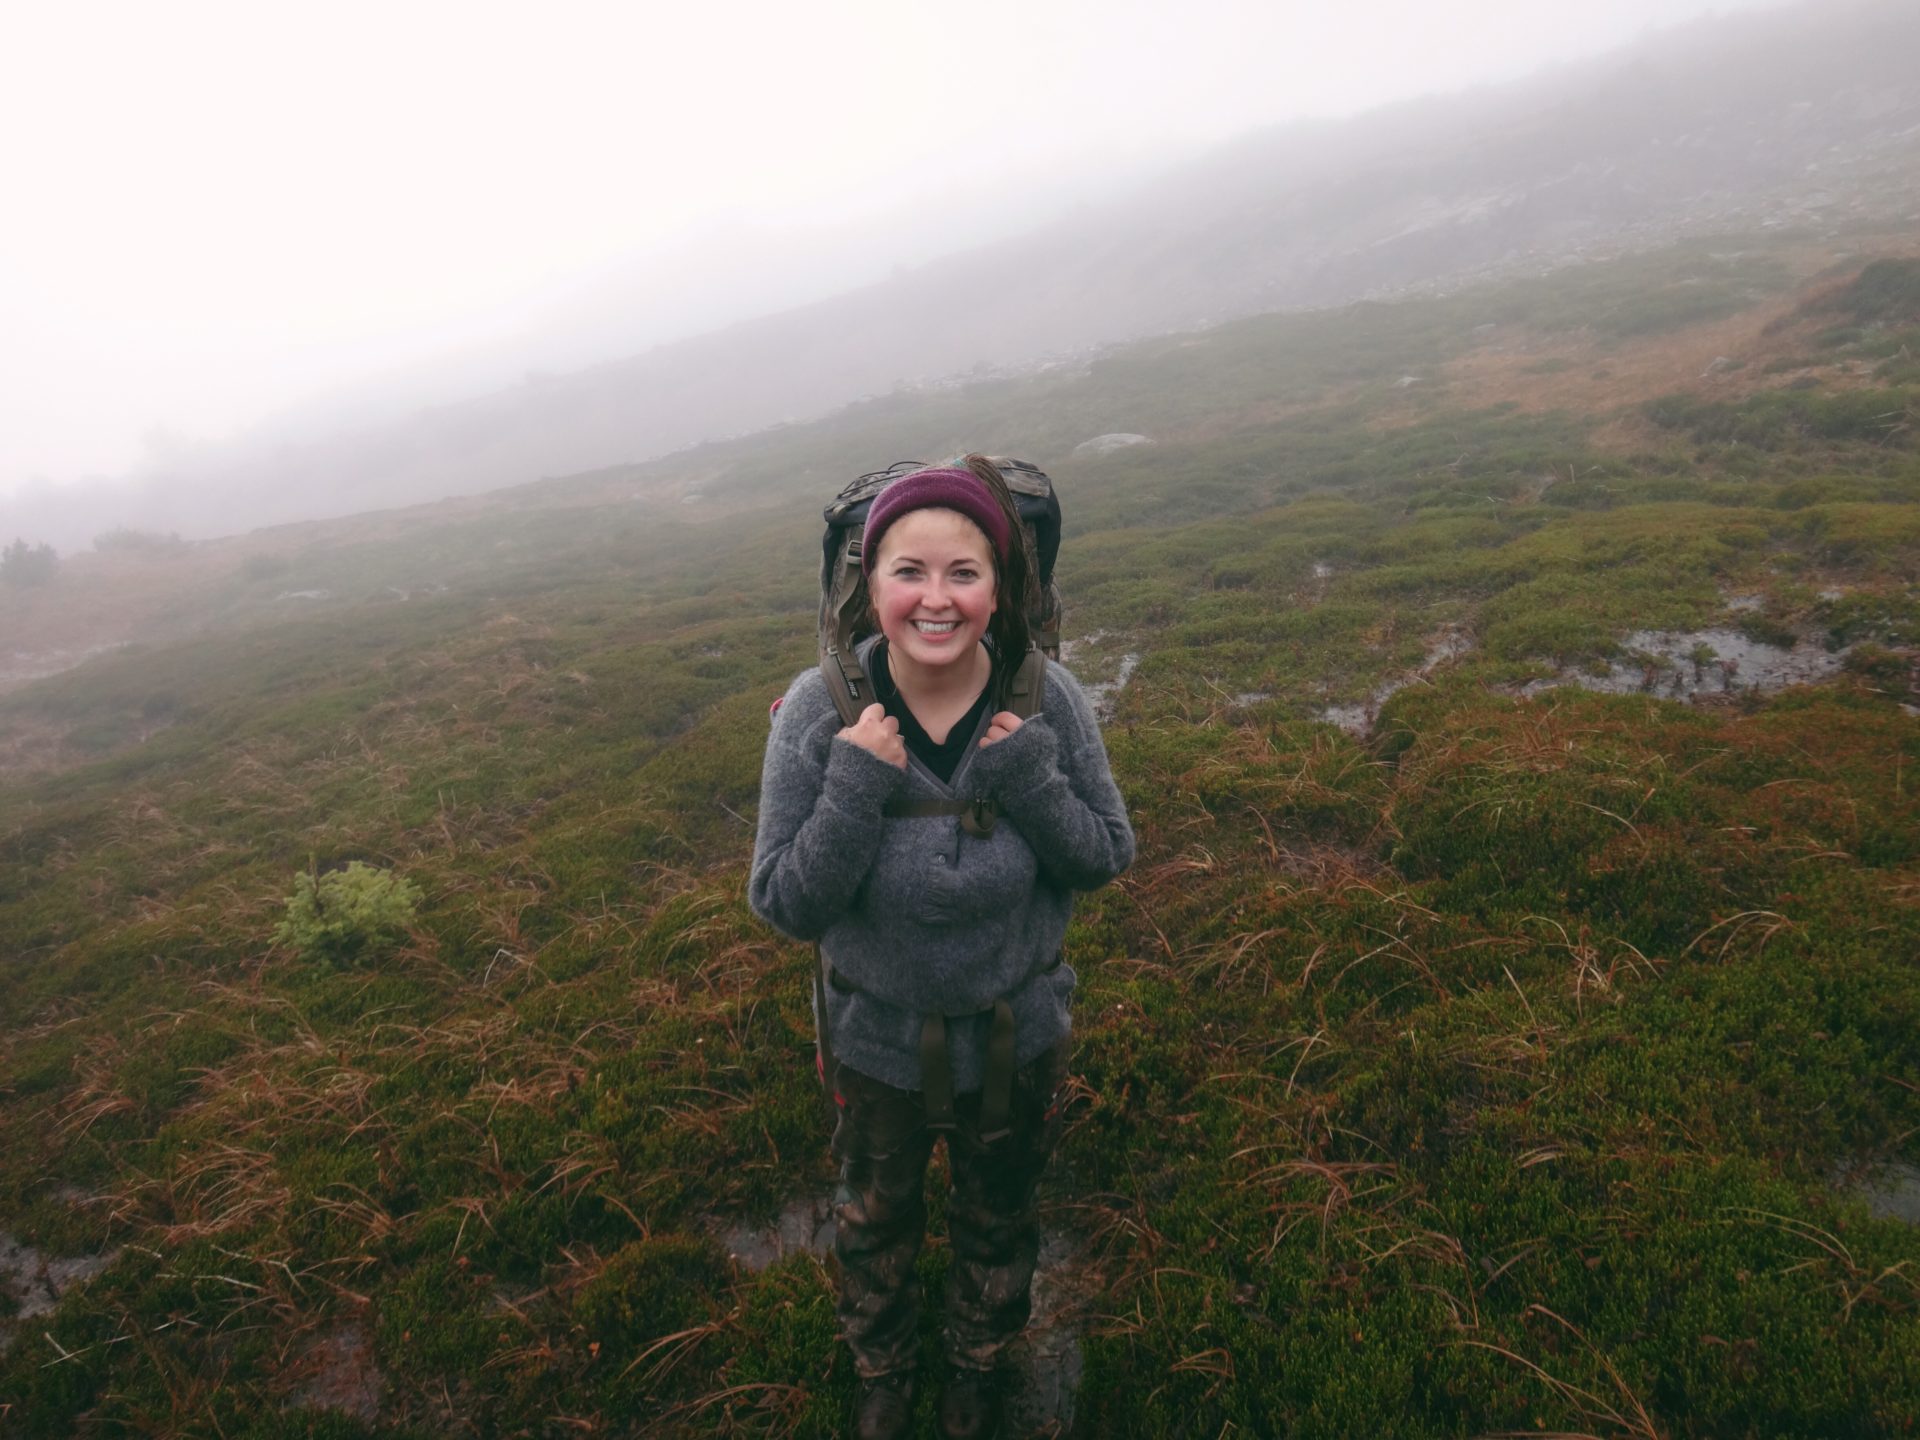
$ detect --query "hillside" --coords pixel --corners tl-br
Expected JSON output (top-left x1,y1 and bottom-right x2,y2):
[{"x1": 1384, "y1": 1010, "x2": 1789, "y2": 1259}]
[
  {"x1": 16, "y1": 0, "x2": 1917, "y2": 548},
  {"x1": 2, "y1": 236, "x2": 1919, "y2": 1435}
]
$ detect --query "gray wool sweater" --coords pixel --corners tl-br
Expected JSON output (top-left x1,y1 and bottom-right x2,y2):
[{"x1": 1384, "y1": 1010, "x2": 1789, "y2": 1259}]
[{"x1": 748, "y1": 645, "x2": 1135, "y2": 1093}]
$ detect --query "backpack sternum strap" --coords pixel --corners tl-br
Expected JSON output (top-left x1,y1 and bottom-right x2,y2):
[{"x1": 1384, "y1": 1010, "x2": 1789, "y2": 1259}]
[{"x1": 882, "y1": 795, "x2": 998, "y2": 836}]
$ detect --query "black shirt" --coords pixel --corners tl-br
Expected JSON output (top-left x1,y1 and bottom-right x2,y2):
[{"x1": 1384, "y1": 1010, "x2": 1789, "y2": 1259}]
[{"x1": 873, "y1": 643, "x2": 995, "y2": 785}]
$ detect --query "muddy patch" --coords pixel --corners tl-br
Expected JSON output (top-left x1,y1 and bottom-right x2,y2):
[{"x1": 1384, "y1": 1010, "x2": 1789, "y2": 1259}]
[
  {"x1": 0, "y1": 641, "x2": 130, "y2": 692},
  {"x1": 711, "y1": 1198, "x2": 1096, "y2": 1435},
  {"x1": 1061, "y1": 631, "x2": 1142, "y2": 720},
  {"x1": 284, "y1": 1322, "x2": 385, "y2": 1421},
  {"x1": 714, "y1": 1194, "x2": 836, "y2": 1272},
  {"x1": 1003, "y1": 1228, "x2": 1102, "y2": 1438},
  {"x1": 1317, "y1": 626, "x2": 1475, "y2": 735},
  {"x1": 1523, "y1": 627, "x2": 1847, "y2": 702},
  {"x1": 1835, "y1": 1161, "x2": 1920, "y2": 1226},
  {"x1": 1082, "y1": 654, "x2": 1141, "y2": 720},
  {"x1": 0, "y1": 1231, "x2": 121, "y2": 1353}
]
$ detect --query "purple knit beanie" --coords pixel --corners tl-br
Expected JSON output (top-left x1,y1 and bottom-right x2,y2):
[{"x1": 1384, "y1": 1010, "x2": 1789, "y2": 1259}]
[{"x1": 861, "y1": 466, "x2": 1012, "y2": 576}]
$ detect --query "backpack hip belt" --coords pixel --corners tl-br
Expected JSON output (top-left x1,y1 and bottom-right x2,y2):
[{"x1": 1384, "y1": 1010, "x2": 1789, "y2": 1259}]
[{"x1": 815, "y1": 950, "x2": 1064, "y2": 1144}]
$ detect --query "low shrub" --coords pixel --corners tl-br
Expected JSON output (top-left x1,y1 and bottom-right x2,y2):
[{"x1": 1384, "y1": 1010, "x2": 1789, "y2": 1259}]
[{"x1": 272, "y1": 861, "x2": 421, "y2": 967}]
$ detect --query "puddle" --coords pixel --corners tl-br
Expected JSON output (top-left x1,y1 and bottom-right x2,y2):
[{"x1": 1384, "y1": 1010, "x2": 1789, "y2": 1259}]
[
  {"x1": 1523, "y1": 628, "x2": 1847, "y2": 702},
  {"x1": 1003, "y1": 1228, "x2": 1097, "y2": 1438},
  {"x1": 274, "y1": 589, "x2": 332, "y2": 602},
  {"x1": 1312, "y1": 561, "x2": 1336, "y2": 580},
  {"x1": 1835, "y1": 1161, "x2": 1920, "y2": 1225},
  {"x1": 1060, "y1": 632, "x2": 1141, "y2": 719},
  {"x1": 0, "y1": 642, "x2": 130, "y2": 690},
  {"x1": 289, "y1": 1322, "x2": 384, "y2": 1422},
  {"x1": 0, "y1": 1230, "x2": 121, "y2": 1353},
  {"x1": 1082, "y1": 655, "x2": 1141, "y2": 720},
  {"x1": 1317, "y1": 626, "x2": 1475, "y2": 736},
  {"x1": 1070, "y1": 433, "x2": 1152, "y2": 458},
  {"x1": 715, "y1": 1194, "x2": 836, "y2": 1272},
  {"x1": 1057, "y1": 630, "x2": 1110, "y2": 664}
]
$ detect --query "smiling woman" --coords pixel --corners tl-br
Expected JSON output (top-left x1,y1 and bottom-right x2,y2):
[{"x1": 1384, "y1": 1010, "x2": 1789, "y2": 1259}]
[{"x1": 748, "y1": 456, "x2": 1134, "y2": 1439}]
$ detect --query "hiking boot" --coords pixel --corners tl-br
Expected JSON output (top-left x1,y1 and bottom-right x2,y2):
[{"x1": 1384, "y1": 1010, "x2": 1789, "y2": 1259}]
[
  {"x1": 939, "y1": 1365, "x2": 1003, "y2": 1440},
  {"x1": 854, "y1": 1370, "x2": 917, "y2": 1440}
]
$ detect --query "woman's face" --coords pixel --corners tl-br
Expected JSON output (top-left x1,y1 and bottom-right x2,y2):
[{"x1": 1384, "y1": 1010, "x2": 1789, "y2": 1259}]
[{"x1": 869, "y1": 507, "x2": 998, "y2": 675}]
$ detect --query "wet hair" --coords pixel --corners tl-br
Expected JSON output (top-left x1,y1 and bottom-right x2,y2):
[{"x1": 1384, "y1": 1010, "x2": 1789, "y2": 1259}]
[{"x1": 960, "y1": 454, "x2": 1036, "y2": 670}]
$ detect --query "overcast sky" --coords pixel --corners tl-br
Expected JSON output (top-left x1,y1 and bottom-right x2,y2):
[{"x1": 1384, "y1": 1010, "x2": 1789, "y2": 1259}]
[{"x1": 1, "y1": 0, "x2": 1792, "y2": 500}]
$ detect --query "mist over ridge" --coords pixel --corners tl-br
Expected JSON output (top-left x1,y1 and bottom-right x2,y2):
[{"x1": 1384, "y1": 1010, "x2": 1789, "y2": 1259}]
[{"x1": 5, "y1": 0, "x2": 1916, "y2": 553}]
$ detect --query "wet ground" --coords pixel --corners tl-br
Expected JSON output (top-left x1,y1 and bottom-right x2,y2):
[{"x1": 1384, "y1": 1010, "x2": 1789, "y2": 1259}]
[
  {"x1": 1317, "y1": 626, "x2": 1475, "y2": 735},
  {"x1": 1523, "y1": 626, "x2": 1848, "y2": 702},
  {"x1": 1061, "y1": 631, "x2": 1142, "y2": 721},
  {"x1": 0, "y1": 641, "x2": 129, "y2": 692},
  {"x1": 0, "y1": 1230, "x2": 120, "y2": 1354},
  {"x1": 714, "y1": 1197, "x2": 1095, "y2": 1434},
  {"x1": 289, "y1": 1323, "x2": 385, "y2": 1422},
  {"x1": 1083, "y1": 654, "x2": 1141, "y2": 721},
  {"x1": 1835, "y1": 1161, "x2": 1920, "y2": 1226},
  {"x1": 715, "y1": 1193, "x2": 836, "y2": 1272},
  {"x1": 1316, "y1": 623, "x2": 1853, "y2": 737}
]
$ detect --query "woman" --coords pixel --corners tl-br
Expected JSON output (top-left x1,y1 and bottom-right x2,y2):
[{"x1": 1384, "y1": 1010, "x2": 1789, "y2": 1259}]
[{"x1": 749, "y1": 457, "x2": 1134, "y2": 1439}]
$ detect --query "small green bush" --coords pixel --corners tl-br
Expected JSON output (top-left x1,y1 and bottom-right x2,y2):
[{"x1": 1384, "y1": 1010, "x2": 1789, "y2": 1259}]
[{"x1": 273, "y1": 861, "x2": 420, "y2": 966}]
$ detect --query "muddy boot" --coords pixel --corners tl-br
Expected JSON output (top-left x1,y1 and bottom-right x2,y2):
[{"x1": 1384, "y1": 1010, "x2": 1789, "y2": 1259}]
[
  {"x1": 939, "y1": 1365, "x2": 1004, "y2": 1440},
  {"x1": 854, "y1": 1370, "x2": 917, "y2": 1440}
]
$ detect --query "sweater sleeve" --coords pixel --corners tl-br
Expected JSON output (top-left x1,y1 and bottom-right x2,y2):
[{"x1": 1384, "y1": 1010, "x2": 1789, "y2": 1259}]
[
  {"x1": 747, "y1": 678, "x2": 904, "y2": 941},
  {"x1": 971, "y1": 665, "x2": 1135, "y2": 892}
]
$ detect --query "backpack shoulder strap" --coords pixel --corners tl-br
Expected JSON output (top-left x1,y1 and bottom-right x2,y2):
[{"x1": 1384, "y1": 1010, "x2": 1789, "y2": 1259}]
[
  {"x1": 820, "y1": 643, "x2": 871, "y2": 728},
  {"x1": 1000, "y1": 647, "x2": 1047, "y2": 721}
]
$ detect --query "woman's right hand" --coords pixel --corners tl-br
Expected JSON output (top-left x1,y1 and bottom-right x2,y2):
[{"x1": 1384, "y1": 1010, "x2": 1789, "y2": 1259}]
[{"x1": 839, "y1": 703, "x2": 907, "y2": 769}]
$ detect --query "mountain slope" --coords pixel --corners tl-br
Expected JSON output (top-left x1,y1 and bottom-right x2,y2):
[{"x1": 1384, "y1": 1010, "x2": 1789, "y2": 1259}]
[
  {"x1": 47, "y1": 0, "x2": 1919, "y2": 545},
  {"x1": 3, "y1": 236, "x2": 1919, "y2": 1433}
]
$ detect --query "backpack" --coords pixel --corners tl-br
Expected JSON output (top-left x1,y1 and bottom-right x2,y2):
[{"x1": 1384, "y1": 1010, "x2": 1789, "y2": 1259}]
[
  {"x1": 816, "y1": 456, "x2": 1064, "y2": 728},
  {"x1": 803, "y1": 457, "x2": 1068, "y2": 1141}
]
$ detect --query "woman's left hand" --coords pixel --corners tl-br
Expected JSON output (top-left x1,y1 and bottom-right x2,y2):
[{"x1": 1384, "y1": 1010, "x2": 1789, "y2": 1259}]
[{"x1": 979, "y1": 711, "x2": 1024, "y2": 747}]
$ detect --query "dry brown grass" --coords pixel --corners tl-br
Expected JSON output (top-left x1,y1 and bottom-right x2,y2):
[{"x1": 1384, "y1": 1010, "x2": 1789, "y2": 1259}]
[{"x1": 1423, "y1": 237, "x2": 1920, "y2": 453}]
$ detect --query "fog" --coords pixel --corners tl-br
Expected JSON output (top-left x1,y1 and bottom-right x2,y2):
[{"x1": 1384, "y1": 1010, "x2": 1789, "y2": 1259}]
[{"x1": 0, "y1": 0, "x2": 1802, "y2": 547}]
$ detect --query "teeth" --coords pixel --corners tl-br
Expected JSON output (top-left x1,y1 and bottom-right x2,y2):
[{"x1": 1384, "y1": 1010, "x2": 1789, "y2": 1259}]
[{"x1": 914, "y1": 621, "x2": 958, "y2": 633}]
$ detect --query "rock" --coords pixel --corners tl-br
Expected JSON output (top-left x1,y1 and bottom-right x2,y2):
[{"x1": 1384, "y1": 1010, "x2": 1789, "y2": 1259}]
[{"x1": 1071, "y1": 433, "x2": 1152, "y2": 458}]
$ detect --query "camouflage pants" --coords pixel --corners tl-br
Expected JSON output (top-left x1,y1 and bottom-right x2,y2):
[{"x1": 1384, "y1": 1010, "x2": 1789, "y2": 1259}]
[{"x1": 828, "y1": 1041, "x2": 1069, "y2": 1379}]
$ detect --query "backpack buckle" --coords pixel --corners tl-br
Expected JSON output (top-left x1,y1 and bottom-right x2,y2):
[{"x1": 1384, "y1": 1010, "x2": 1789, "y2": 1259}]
[{"x1": 960, "y1": 799, "x2": 998, "y2": 837}]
